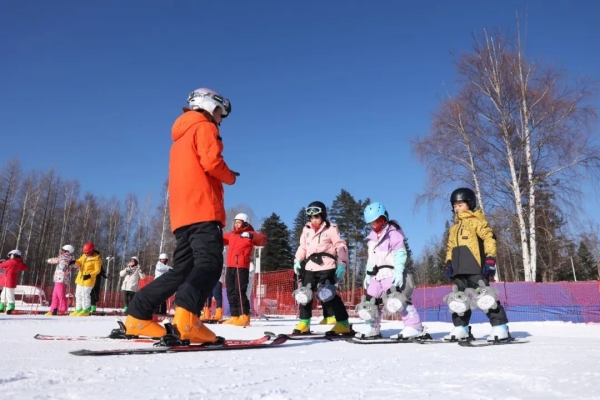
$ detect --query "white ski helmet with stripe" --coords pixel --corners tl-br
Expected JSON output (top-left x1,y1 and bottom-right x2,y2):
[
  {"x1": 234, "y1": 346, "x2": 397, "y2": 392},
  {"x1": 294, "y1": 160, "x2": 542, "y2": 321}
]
[
  {"x1": 234, "y1": 213, "x2": 249, "y2": 223},
  {"x1": 187, "y1": 87, "x2": 231, "y2": 118},
  {"x1": 62, "y1": 244, "x2": 75, "y2": 253},
  {"x1": 8, "y1": 249, "x2": 21, "y2": 257}
]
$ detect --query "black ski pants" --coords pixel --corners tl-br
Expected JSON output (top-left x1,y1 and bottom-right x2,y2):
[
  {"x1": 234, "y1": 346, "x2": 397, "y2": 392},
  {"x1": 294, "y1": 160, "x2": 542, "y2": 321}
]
[
  {"x1": 127, "y1": 222, "x2": 223, "y2": 320},
  {"x1": 299, "y1": 269, "x2": 348, "y2": 321},
  {"x1": 226, "y1": 267, "x2": 250, "y2": 316},
  {"x1": 451, "y1": 274, "x2": 509, "y2": 327}
]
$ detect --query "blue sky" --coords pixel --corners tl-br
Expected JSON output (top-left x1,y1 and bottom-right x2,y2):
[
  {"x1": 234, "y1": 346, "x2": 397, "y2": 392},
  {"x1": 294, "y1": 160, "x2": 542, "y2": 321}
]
[{"x1": 1, "y1": 0, "x2": 599, "y2": 256}]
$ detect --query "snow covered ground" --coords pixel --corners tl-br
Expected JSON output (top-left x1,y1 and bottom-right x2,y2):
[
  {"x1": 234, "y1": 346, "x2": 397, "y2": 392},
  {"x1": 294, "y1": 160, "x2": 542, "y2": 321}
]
[{"x1": 1, "y1": 314, "x2": 599, "y2": 400}]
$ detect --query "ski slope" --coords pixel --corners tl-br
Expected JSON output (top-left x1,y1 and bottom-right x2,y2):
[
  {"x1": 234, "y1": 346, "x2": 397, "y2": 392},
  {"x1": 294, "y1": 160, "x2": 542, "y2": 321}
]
[{"x1": 1, "y1": 314, "x2": 599, "y2": 399}]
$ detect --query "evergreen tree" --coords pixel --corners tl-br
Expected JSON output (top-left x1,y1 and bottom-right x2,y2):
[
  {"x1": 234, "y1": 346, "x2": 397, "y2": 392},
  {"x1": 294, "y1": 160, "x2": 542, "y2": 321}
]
[
  {"x1": 428, "y1": 221, "x2": 451, "y2": 285},
  {"x1": 290, "y1": 207, "x2": 306, "y2": 254},
  {"x1": 329, "y1": 189, "x2": 370, "y2": 291},
  {"x1": 576, "y1": 241, "x2": 598, "y2": 281},
  {"x1": 260, "y1": 213, "x2": 294, "y2": 272}
]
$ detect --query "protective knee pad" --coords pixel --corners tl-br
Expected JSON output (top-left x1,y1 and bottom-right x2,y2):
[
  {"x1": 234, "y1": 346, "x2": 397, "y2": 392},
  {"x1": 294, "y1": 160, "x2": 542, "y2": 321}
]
[
  {"x1": 316, "y1": 280, "x2": 337, "y2": 303},
  {"x1": 443, "y1": 284, "x2": 472, "y2": 316},
  {"x1": 293, "y1": 283, "x2": 313, "y2": 305},
  {"x1": 472, "y1": 280, "x2": 498, "y2": 311},
  {"x1": 382, "y1": 285, "x2": 408, "y2": 314},
  {"x1": 355, "y1": 295, "x2": 379, "y2": 321}
]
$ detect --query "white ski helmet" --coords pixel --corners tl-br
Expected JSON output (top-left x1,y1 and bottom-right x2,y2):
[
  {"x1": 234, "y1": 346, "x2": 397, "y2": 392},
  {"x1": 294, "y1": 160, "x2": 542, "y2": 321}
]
[
  {"x1": 8, "y1": 249, "x2": 22, "y2": 257},
  {"x1": 62, "y1": 244, "x2": 75, "y2": 253},
  {"x1": 130, "y1": 256, "x2": 139, "y2": 263},
  {"x1": 159, "y1": 253, "x2": 169, "y2": 260},
  {"x1": 187, "y1": 87, "x2": 231, "y2": 118},
  {"x1": 234, "y1": 213, "x2": 249, "y2": 223}
]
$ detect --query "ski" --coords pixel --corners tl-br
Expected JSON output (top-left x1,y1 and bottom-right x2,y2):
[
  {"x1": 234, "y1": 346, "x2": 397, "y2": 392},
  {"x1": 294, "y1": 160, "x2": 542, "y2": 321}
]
[
  {"x1": 34, "y1": 333, "x2": 156, "y2": 343},
  {"x1": 69, "y1": 335, "x2": 287, "y2": 356},
  {"x1": 457, "y1": 338, "x2": 529, "y2": 347},
  {"x1": 347, "y1": 333, "x2": 446, "y2": 345},
  {"x1": 264, "y1": 331, "x2": 355, "y2": 341}
]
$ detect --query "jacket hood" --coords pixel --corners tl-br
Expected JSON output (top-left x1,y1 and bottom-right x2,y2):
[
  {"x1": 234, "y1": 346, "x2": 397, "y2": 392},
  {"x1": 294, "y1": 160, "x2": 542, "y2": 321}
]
[
  {"x1": 454, "y1": 208, "x2": 485, "y2": 222},
  {"x1": 366, "y1": 222, "x2": 398, "y2": 241},
  {"x1": 172, "y1": 110, "x2": 213, "y2": 142}
]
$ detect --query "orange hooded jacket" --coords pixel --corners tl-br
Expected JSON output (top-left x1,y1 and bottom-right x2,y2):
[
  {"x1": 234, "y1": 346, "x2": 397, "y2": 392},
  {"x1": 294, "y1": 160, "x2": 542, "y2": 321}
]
[{"x1": 169, "y1": 110, "x2": 236, "y2": 231}]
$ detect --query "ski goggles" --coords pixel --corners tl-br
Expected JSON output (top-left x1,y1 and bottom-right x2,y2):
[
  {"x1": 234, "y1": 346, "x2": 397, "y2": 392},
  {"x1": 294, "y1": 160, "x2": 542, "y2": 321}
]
[
  {"x1": 305, "y1": 206, "x2": 322, "y2": 216},
  {"x1": 187, "y1": 91, "x2": 231, "y2": 117}
]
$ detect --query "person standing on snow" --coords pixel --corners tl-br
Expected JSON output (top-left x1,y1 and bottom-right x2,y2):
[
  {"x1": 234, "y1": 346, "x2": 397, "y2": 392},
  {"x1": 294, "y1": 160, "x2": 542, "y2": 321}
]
[
  {"x1": 292, "y1": 201, "x2": 352, "y2": 336},
  {"x1": 46, "y1": 244, "x2": 75, "y2": 316},
  {"x1": 71, "y1": 242, "x2": 102, "y2": 316},
  {"x1": 124, "y1": 87, "x2": 237, "y2": 343},
  {"x1": 354, "y1": 202, "x2": 424, "y2": 340},
  {"x1": 220, "y1": 213, "x2": 266, "y2": 327},
  {"x1": 119, "y1": 257, "x2": 146, "y2": 313},
  {"x1": 154, "y1": 253, "x2": 171, "y2": 315},
  {"x1": 443, "y1": 188, "x2": 510, "y2": 342},
  {"x1": 0, "y1": 250, "x2": 28, "y2": 314}
]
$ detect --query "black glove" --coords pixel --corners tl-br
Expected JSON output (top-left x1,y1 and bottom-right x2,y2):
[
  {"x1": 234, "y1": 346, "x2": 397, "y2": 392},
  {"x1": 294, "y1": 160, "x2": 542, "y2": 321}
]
[
  {"x1": 69, "y1": 260, "x2": 76, "y2": 266},
  {"x1": 444, "y1": 261, "x2": 453, "y2": 281},
  {"x1": 82, "y1": 274, "x2": 91, "y2": 280}
]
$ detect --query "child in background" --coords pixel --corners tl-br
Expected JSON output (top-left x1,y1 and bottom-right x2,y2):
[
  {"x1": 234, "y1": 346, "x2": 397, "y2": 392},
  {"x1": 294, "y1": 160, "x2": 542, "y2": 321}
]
[
  {"x1": 46, "y1": 244, "x2": 75, "y2": 315},
  {"x1": 0, "y1": 250, "x2": 28, "y2": 314},
  {"x1": 120, "y1": 256, "x2": 146, "y2": 313},
  {"x1": 71, "y1": 242, "x2": 101, "y2": 316}
]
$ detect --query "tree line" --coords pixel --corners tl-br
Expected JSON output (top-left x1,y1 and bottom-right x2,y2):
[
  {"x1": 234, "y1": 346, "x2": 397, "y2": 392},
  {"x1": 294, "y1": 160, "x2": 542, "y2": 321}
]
[{"x1": 2, "y1": 21, "x2": 599, "y2": 288}]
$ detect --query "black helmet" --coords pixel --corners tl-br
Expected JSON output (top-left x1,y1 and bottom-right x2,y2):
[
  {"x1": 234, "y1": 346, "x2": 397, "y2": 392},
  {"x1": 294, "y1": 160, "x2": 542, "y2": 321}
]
[
  {"x1": 306, "y1": 201, "x2": 327, "y2": 220},
  {"x1": 450, "y1": 188, "x2": 476, "y2": 211}
]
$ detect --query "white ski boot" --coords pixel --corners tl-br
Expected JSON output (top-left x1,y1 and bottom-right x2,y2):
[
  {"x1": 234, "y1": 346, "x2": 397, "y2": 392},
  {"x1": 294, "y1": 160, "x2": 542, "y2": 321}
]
[
  {"x1": 487, "y1": 324, "x2": 510, "y2": 342},
  {"x1": 443, "y1": 325, "x2": 472, "y2": 341}
]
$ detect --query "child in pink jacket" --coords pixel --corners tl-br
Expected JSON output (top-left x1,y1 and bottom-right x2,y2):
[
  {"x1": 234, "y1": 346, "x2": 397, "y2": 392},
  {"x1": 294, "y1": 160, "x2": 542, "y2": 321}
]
[
  {"x1": 46, "y1": 244, "x2": 75, "y2": 315},
  {"x1": 292, "y1": 201, "x2": 351, "y2": 336}
]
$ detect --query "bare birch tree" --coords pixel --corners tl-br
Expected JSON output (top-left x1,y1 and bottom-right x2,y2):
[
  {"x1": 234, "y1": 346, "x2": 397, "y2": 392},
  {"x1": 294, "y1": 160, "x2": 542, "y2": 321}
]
[{"x1": 414, "y1": 24, "x2": 599, "y2": 281}]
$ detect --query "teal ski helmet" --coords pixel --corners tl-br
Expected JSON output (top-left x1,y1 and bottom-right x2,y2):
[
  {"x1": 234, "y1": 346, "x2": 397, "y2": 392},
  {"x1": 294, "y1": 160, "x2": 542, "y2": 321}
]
[{"x1": 363, "y1": 202, "x2": 387, "y2": 223}]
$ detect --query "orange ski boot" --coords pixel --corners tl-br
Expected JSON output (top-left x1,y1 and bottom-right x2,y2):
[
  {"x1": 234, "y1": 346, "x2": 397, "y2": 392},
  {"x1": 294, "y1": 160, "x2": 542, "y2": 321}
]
[
  {"x1": 212, "y1": 307, "x2": 223, "y2": 321},
  {"x1": 201, "y1": 306, "x2": 211, "y2": 320},
  {"x1": 172, "y1": 306, "x2": 218, "y2": 343},
  {"x1": 124, "y1": 315, "x2": 167, "y2": 338},
  {"x1": 233, "y1": 314, "x2": 250, "y2": 327}
]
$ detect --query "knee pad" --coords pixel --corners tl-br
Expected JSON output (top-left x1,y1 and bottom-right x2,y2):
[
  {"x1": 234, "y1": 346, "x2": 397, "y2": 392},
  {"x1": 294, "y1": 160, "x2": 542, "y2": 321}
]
[
  {"x1": 293, "y1": 283, "x2": 313, "y2": 305},
  {"x1": 443, "y1": 284, "x2": 472, "y2": 316},
  {"x1": 316, "y1": 280, "x2": 336, "y2": 302},
  {"x1": 472, "y1": 280, "x2": 498, "y2": 311},
  {"x1": 382, "y1": 285, "x2": 407, "y2": 314},
  {"x1": 355, "y1": 295, "x2": 379, "y2": 321}
]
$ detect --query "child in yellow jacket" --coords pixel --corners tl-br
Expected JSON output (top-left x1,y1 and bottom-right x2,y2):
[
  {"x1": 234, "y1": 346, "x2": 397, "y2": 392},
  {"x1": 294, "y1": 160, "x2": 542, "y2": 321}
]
[{"x1": 70, "y1": 242, "x2": 102, "y2": 316}]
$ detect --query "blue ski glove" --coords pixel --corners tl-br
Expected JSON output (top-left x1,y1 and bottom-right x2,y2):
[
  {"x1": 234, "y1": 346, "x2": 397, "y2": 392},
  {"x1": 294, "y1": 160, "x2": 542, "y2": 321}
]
[
  {"x1": 444, "y1": 261, "x2": 453, "y2": 281},
  {"x1": 482, "y1": 257, "x2": 496, "y2": 279},
  {"x1": 293, "y1": 260, "x2": 301, "y2": 274},
  {"x1": 363, "y1": 274, "x2": 371, "y2": 289},
  {"x1": 335, "y1": 263, "x2": 346, "y2": 280},
  {"x1": 392, "y1": 248, "x2": 407, "y2": 288}
]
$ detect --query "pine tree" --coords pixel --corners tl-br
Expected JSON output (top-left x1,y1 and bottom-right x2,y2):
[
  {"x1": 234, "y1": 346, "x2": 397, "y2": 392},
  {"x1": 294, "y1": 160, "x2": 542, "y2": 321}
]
[
  {"x1": 290, "y1": 207, "x2": 306, "y2": 254},
  {"x1": 260, "y1": 213, "x2": 294, "y2": 272},
  {"x1": 576, "y1": 241, "x2": 598, "y2": 281},
  {"x1": 329, "y1": 189, "x2": 370, "y2": 291}
]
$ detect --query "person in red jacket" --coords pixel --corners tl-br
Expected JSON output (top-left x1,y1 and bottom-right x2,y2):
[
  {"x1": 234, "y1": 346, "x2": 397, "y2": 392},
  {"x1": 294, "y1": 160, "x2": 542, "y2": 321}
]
[
  {"x1": 222, "y1": 213, "x2": 266, "y2": 326},
  {"x1": 0, "y1": 250, "x2": 28, "y2": 314}
]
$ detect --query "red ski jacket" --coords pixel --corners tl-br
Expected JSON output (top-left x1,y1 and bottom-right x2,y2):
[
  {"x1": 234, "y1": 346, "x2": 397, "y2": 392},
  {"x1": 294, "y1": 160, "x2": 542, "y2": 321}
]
[
  {"x1": 0, "y1": 258, "x2": 28, "y2": 288},
  {"x1": 223, "y1": 224, "x2": 266, "y2": 268}
]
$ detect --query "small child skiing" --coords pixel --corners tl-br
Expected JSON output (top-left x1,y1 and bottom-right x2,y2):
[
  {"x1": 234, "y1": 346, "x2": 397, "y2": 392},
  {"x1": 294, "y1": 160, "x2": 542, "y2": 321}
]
[
  {"x1": 46, "y1": 244, "x2": 75, "y2": 315},
  {"x1": 0, "y1": 250, "x2": 28, "y2": 314},
  {"x1": 443, "y1": 188, "x2": 510, "y2": 342},
  {"x1": 71, "y1": 242, "x2": 102, "y2": 316},
  {"x1": 292, "y1": 201, "x2": 352, "y2": 336},
  {"x1": 354, "y1": 202, "x2": 424, "y2": 340}
]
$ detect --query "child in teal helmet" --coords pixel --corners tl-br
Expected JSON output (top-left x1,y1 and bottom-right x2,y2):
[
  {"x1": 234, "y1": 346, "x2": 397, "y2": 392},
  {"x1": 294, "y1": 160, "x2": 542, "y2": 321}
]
[{"x1": 355, "y1": 202, "x2": 424, "y2": 340}]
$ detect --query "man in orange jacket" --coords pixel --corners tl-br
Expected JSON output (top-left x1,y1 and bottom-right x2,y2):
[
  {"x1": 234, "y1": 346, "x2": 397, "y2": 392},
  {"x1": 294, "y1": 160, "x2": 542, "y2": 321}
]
[{"x1": 125, "y1": 87, "x2": 237, "y2": 343}]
